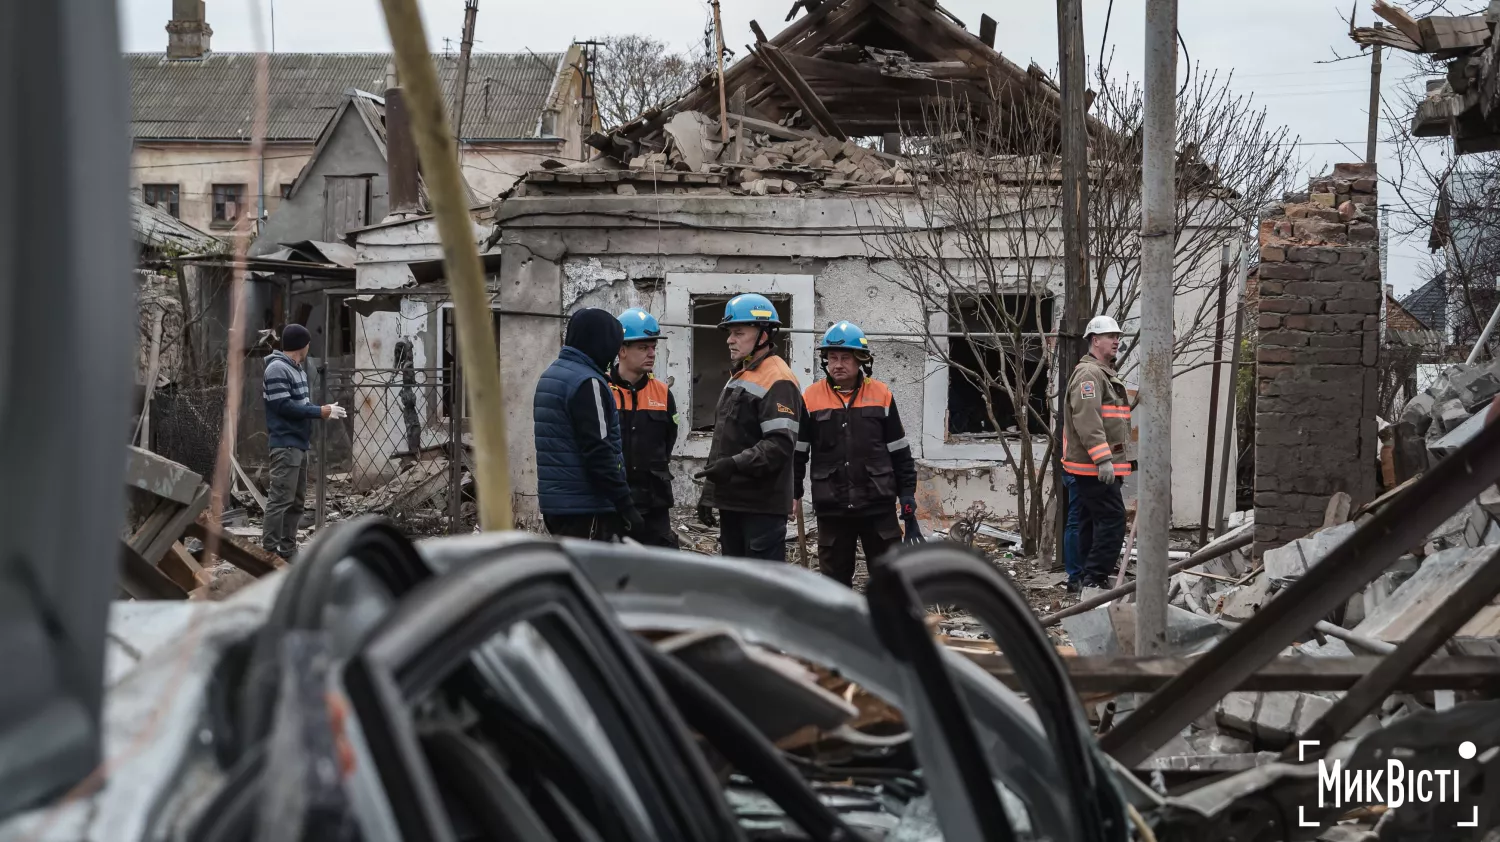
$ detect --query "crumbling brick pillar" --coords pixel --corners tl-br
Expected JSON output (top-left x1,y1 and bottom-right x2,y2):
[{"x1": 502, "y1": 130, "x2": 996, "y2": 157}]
[{"x1": 1254, "y1": 163, "x2": 1381, "y2": 557}]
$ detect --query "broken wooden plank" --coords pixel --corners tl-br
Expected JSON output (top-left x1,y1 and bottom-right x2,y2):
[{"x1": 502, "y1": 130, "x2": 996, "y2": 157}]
[
  {"x1": 1418, "y1": 15, "x2": 1489, "y2": 54},
  {"x1": 185, "y1": 511, "x2": 279, "y2": 578},
  {"x1": 119, "y1": 542, "x2": 189, "y2": 600},
  {"x1": 134, "y1": 310, "x2": 164, "y2": 448},
  {"x1": 231, "y1": 455, "x2": 267, "y2": 512},
  {"x1": 125, "y1": 445, "x2": 204, "y2": 506},
  {"x1": 128, "y1": 498, "x2": 180, "y2": 561},
  {"x1": 978, "y1": 13, "x2": 996, "y2": 48},
  {"x1": 965, "y1": 653, "x2": 1500, "y2": 693},
  {"x1": 1373, "y1": 0, "x2": 1426, "y2": 50},
  {"x1": 160, "y1": 541, "x2": 204, "y2": 594},
  {"x1": 140, "y1": 484, "x2": 211, "y2": 568},
  {"x1": 755, "y1": 44, "x2": 848, "y2": 140}
]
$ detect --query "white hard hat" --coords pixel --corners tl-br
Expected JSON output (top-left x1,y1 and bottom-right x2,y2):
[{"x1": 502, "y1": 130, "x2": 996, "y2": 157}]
[{"x1": 1085, "y1": 315, "x2": 1123, "y2": 339}]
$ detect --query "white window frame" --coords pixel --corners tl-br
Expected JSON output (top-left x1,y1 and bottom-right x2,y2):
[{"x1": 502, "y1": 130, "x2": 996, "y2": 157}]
[
  {"x1": 663, "y1": 273, "x2": 816, "y2": 459},
  {"x1": 433, "y1": 301, "x2": 504, "y2": 417}
]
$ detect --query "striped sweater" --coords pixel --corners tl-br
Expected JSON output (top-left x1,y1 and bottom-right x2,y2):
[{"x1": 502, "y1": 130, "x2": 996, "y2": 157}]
[{"x1": 263, "y1": 351, "x2": 323, "y2": 450}]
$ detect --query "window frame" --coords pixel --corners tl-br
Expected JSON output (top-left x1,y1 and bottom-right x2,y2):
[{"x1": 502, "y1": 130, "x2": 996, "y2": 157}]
[
  {"x1": 211, "y1": 182, "x2": 247, "y2": 226},
  {"x1": 141, "y1": 183, "x2": 180, "y2": 218}
]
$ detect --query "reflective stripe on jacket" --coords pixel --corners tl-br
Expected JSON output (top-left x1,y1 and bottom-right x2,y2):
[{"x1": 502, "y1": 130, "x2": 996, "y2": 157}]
[
  {"x1": 1062, "y1": 354, "x2": 1134, "y2": 478},
  {"x1": 609, "y1": 371, "x2": 677, "y2": 510},
  {"x1": 700, "y1": 351, "x2": 803, "y2": 516},
  {"x1": 794, "y1": 377, "x2": 916, "y2": 516},
  {"x1": 533, "y1": 347, "x2": 628, "y2": 515}
]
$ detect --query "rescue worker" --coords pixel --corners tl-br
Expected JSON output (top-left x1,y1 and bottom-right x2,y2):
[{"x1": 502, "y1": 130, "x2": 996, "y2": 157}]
[
  {"x1": 1062, "y1": 314, "x2": 1133, "y2": 591},
  {"x1": 609, "y1": 307, "x2": 681, "y2": 548},
  {"x1": 694, "y1": 294, "x2": 804, "y2": 561},
  {"x1": 533, "y1": 307, "x2": 646, "y2": 542},
  {"x1": 793, "y1": 321, "x2": 916, "y2": 587}
]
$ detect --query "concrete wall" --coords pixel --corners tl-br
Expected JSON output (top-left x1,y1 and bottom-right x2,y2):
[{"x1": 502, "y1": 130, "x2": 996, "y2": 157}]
[
  {"x1": 250, "y1": 107, "x2": 390, "y2": 256},
  {"x1": 1254, "y1": 164, "x2": 1382, "y2": 556},
  {"x1": 475, "y1": 194, "x2": 1240, "y2": 526}
]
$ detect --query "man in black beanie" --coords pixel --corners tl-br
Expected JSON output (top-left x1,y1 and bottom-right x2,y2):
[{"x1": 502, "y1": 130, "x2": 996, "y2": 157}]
[
  {"x1": 533, "y1": 308, "x2": 645, "y2": 541},
  {"x1": 261, "y1": 324, "x2": 345, "y2": 559}
]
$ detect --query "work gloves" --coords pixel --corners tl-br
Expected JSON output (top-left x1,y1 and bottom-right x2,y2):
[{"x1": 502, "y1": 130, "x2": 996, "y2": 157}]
[
  {"x1": 900, "y1": 495, "x2": 924, "y2": 544},
  {"x1": 620, "y1": 505, "x2": 646, "y2": 536},
  {"x1": 697, "y1": 504, "x2": 717, "y2": 528},
  {"x1": 322, "y1": 402, "x2": 348, "y2": 420},
  {"x1": 1097, "y1": 461, "x2": 1117, "y2": 485},
  {"x1": 694, "y1": 458, "x2": 736, "y2": 485}
]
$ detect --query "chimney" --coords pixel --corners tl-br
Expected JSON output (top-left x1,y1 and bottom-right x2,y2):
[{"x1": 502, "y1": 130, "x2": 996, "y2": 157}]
[
  {"x1": 166, "y1": 0, "x2": 212, "y2": 60},
  {"x1": 384, "y1": 87, "x2": 423, "y2": 215}
]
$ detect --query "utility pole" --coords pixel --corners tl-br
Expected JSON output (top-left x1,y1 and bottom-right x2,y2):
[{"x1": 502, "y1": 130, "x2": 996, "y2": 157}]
[
  {"x1": 1053, "y1": 0, "x2": 1091, "y2": 566},
  {"x1": 1367, "y1": 22, "x2": 1383, "y2": 165},
  {"x1": 1137, "y1": 0, "x2": 1178, "y2": 657},
  {"x1": 452, "y1": 0, "x2": 478, "y2": 150}
]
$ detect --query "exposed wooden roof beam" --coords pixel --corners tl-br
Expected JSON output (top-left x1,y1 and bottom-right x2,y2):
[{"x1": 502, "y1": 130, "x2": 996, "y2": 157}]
[{"x1": 754, "y1": 44, "x2": 849, "y2": 139}]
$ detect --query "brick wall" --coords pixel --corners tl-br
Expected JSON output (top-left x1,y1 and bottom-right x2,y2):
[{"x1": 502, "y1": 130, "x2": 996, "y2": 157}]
[
  {"x1": 1385, "y1": 295, "x2": 1424, "y2": 333},
  {"x1": 1254, "y1": 163, "x2": 1381, "y2": 556}
]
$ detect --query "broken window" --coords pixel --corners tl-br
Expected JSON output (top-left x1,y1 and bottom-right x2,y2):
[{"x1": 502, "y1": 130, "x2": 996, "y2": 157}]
[
  {"x1": 280, "y1": 182, "x2": 294, "y2": 199},
  {"x1": 142, "y1": 183, "x2": 179, "y2": 218},
  {"x1": 689, "y1": 294, "x2": 794, "y2": 432},
  {"x1": 211, "y1": 183, "x2": 246, "y2": 225},
  {"x1": 946, "y1": 293, "x2": 1053, "y2": 436}
]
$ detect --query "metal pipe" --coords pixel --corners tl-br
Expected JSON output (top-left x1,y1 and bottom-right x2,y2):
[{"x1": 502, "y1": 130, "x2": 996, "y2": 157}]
[
  {"x1": 315, "y1": 290, "x2": 331, "y2": 530},
  {"x1": 1214, "y1": 281, "x2": 1246, "y2": 537},
  {"x1": 448, "y1": 358, "x2": 463, "y2": 534},
  {"x1": 1466, "y1": 294, "x2": 1500, "y2": 365},
  {"x1": 1198, "y1": 244, "x2": 1230, "y2": 546},
  {"x1": 1135, "y1": 0, "x2": 1178, "y2": 658}
]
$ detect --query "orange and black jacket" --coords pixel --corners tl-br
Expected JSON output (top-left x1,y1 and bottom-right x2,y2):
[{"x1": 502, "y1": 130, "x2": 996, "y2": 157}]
[
  {"x1": 794, "y1": 377, "x2": 916, "y2": 516},
  {"x1": 1062, "y1": 354, "x2": 1135, "y2": 478},
  {"x1": 700, "y1": 351, "x2": 803, "y2": 516},
  {"x1": 608, "y1": 368, "x2": 678, "y2": 510}
]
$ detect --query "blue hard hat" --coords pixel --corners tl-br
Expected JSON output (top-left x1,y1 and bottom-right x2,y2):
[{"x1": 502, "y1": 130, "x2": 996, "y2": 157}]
[
  {"x1": 719, "y1": 293, "x2": 782, "y2": 329},
  {"x1": 818, "y1": 321, "x2": 871, "y2": 356},
  {"x1": 617, "y1": 307, "x2": 661, "y2": 342}
]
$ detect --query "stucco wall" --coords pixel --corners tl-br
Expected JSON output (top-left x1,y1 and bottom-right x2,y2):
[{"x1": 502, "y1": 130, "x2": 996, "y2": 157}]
[
  {"x1": 131, "y1": 142, "x2": 313, "y2": 234},
  {"x1": 354, "y1": 193, "x2": 1242, "y2": 527}
]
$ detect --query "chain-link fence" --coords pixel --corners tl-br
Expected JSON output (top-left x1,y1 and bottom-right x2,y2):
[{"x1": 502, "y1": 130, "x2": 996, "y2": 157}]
[{"x1": 314, "y1": 363, "x2": 472, "y2": 535}]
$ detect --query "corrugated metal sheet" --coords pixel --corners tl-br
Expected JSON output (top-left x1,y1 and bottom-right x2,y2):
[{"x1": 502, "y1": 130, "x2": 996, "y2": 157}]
[{"x1": 128, "y1": 52, "x2": 565, "y2": 141}]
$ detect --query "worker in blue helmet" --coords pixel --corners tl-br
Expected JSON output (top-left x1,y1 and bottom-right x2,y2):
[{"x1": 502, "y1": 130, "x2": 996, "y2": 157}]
[
  {"x1": 793, "y1": 321, "x2": 919, "y2": 587},
  {"x1": 607, "y1": 307, "x2": 681, "y2": 548},
  {"x1": 694, "y1": 293, "x2": 805, "y2": 561}
]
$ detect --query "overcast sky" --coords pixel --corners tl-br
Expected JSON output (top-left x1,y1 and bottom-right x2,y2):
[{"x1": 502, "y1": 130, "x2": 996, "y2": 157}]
[{"x1": 119, "y1": 0, "x2": 1454, "y2": 293}]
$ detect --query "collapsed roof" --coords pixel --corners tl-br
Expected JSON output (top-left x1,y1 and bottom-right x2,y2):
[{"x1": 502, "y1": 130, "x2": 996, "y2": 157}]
[{"x1": 586, "y1": 0, "x2": 1086, "y2": 164}]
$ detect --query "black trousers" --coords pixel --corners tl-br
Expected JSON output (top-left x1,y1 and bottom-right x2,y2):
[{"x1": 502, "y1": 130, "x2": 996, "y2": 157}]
[
  {"x1": 636, "y1": 507, "x2": 680, "y2": 548},
  {"x1": 719, "y1": 510, "x2": 787, "y2": 562},
  {"x1": 1073, "y1": 474, "x2": 1127, "y2": 583},
  {"x1": 816, "y1": 509, "x2": 902, "y2": 587},
  {"x1": 543, "y1": 513, "x2": 622, "y2": 543}
]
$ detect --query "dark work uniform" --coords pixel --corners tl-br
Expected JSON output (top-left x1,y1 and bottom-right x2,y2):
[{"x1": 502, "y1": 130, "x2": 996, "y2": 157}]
[
  {"x1": 699, "y1": 350, "x2": 803, "y2": 561},
  {"x1": 794, "y1": 377, "x2": 916, "y2": 586},
  {"x1": 533, "y1": 311, "x2": 635, "y2": 542},
  {"x1": 609, "y1": 368, "x2": 680, "y2": 548}
]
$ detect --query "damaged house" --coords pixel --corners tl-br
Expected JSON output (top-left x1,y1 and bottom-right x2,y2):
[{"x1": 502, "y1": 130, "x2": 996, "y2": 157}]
[{"x1": 342, "y1": 0, "x2": 1242, "y2": 528}]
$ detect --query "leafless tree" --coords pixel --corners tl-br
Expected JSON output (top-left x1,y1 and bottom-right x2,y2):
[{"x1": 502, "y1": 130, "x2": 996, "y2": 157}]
[
  {"x1": 861, "y1": 62, "x2": 1295, "y2": 552},
  {"x1": 592, "y1": 34, "x2": 712, "y2": 129}
]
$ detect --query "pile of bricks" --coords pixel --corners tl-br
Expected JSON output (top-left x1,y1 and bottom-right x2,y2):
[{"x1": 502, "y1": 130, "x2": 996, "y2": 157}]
[{"x1": 1253, "y1": 163, "x2": 1382, "y2": 557}]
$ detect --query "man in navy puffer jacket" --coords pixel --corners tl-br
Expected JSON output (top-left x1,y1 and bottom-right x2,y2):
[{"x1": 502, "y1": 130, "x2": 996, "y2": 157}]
[{"x1": 533, "y1": 308, "x2": 646, "y2": 541}]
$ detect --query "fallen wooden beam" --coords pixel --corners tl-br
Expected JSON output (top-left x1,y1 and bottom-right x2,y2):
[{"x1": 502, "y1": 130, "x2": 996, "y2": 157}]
[
  {"x1": 1418, "y1": 15, "x2": 1489, "y2": 54},
  {"x1": 964, "y1": 653, "x2": 1500, "y2": 693},
  {"x1": 755, "y1": 44, "x2": 848, "y2": 140},
  {"x1": 185, "y1": 511, "x2": 280, "y2": 578},
  {"x1": 119, "y1": 542, "x2": 189, "y2": 600},
  {"x1": 1373, "y1": 0, "x2": 1425, "y2": 50}
]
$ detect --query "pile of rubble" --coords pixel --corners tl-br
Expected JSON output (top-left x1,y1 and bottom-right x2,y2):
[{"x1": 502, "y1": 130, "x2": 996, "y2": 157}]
[
  {"x1": 1060, "y1": 489, "x2": 1500, "y2": 772},
  {"x1": 1391, "y1": 359, "x2": 1500, "y2": 482}
]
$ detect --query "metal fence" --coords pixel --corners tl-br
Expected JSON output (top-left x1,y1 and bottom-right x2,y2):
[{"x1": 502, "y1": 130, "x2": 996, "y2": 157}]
[{"x1": 314, "y1": 365, "x2": 471, "y2": 535}]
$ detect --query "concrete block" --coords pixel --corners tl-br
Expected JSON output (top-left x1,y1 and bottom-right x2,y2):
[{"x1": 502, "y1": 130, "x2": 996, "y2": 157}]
[
  {"x1": 1453, "y1": 359, "x2": 1500, "y2": 410},
  {"x1": 1429, "y1": 409, "x2": 1486, "y2": 460},
  {"x1": 1264, "y1": 522, "x2": 1357, "y2": 584},
  {"x1": 1354, "y1": 546, "x2": 1494, "y2": 643},
  {"x1": 1216, "y1": 692, "x2": 1259, "y2": 736},
  {"x1": 1218, "y1": 575, "x2": 1269, "y2": 622},
  {"x1": 1253, "y1": 692, "x2": 1300, "y2": 746},
  {"x1": 1209, "y1": 733, "x2": 1253, "y2": 755},
  {"x1": 1295, "y1": 694, "x2": 1335, "y2": 737},
  {"x1": 1479, "y1": 485, "x2": 1500, "y2": 519}
]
